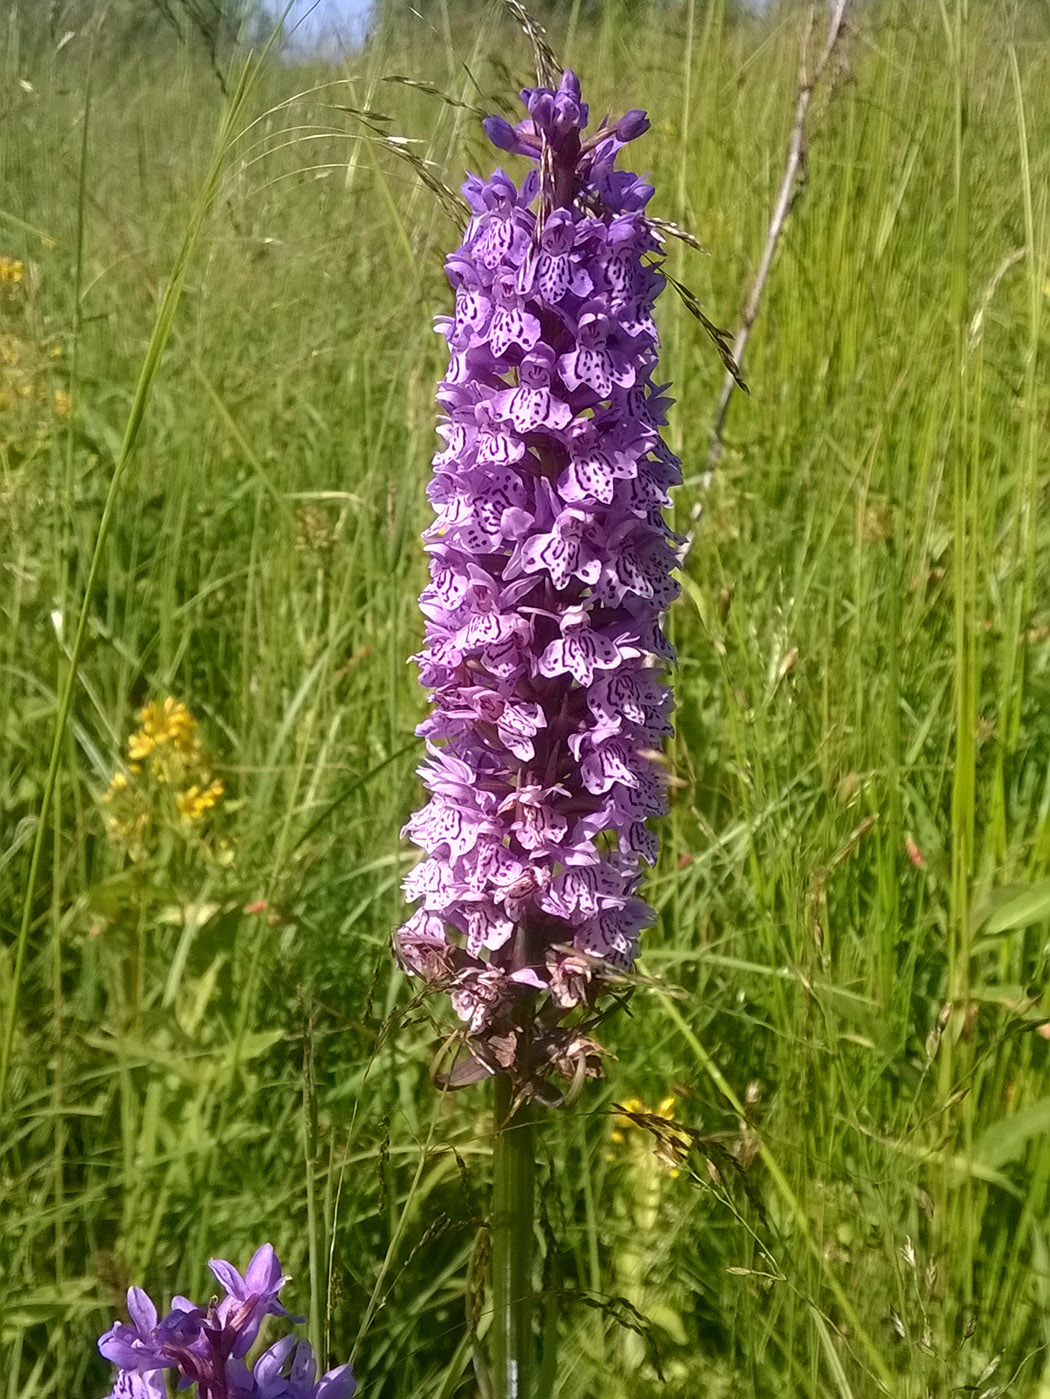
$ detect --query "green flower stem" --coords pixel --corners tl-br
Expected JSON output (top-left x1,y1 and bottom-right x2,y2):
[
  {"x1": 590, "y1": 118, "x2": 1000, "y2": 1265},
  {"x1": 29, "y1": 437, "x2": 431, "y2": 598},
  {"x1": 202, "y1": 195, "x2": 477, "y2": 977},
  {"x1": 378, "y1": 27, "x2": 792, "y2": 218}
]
[{"x1": 491, "y1": 1075, "x2": 536, "y2": 1399}]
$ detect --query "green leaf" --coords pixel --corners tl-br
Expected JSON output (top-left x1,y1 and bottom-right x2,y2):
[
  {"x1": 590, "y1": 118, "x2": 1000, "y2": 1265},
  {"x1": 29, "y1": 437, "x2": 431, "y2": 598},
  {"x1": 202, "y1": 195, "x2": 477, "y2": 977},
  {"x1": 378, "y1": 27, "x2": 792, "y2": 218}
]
[
  {"x1": 981, "y1": 878, "x2": 1050, "y2": 935},
  {"x1": 973, "y1": 1098, "x2": 1050, "y2": 1171}
]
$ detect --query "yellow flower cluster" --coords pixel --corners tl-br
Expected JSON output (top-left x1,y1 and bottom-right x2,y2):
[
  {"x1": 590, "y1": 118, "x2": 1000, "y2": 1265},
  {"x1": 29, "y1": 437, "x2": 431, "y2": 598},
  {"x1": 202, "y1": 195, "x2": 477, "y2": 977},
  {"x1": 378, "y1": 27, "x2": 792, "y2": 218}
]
[
  {"x1": 103, "y1": 698, "x2": 226, "y2": 849},
  {"x1": 176, "y1": 782, "x2": 226, "y2": 821},
  {"x1": 127, "y1": 697, "x2": 200, "y2": 769},
  {"x1": 0, "y1": 256, "x2": 25, "y2": 286}
]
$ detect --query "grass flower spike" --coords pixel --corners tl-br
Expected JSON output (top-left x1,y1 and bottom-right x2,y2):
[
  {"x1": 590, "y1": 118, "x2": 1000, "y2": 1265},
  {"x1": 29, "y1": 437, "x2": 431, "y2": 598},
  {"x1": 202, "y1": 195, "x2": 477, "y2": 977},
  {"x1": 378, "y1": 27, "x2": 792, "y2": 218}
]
[{"x1": 396, "y1": 71, "x2": 680, "y2": 1097}]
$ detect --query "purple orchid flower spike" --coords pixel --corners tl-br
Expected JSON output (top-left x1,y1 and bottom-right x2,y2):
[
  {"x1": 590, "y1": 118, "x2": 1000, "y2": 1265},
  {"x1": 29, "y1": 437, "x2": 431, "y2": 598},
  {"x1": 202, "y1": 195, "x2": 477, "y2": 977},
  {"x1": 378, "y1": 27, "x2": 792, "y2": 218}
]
[{"x1": 395, "y1": 70, "x2": 682, "y2": 1103}]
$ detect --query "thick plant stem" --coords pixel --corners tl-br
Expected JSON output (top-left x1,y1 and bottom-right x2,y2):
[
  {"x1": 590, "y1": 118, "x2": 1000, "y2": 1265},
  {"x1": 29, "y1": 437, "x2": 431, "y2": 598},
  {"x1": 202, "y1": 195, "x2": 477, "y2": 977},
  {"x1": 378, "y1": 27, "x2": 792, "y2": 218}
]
[{"x1": 491, "y1": 1075, "x2": 536, "y2": 1399}]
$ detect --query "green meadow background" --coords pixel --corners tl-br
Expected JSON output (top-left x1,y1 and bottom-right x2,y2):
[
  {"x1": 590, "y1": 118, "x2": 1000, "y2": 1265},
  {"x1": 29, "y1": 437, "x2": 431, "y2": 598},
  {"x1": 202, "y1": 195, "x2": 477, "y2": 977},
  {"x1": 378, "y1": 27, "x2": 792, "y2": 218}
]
[{"x1": 3, "y1": 0, "x2": 1050, "y2": 1394}]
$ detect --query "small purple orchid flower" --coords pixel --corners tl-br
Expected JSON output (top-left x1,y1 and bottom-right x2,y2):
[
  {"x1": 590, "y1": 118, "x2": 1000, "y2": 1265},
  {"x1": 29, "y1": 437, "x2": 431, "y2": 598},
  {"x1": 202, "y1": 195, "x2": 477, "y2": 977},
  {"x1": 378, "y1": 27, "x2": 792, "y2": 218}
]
[
  {"x1": 208, "y1": 1243, "x2": 295, "y2": 1357},
  {"x1": 395, "y1": 70, "x2": 682, "y2": 1100},
  {"x1": 98, "y1": 1245, "x2": 354, "y2": 1399}
]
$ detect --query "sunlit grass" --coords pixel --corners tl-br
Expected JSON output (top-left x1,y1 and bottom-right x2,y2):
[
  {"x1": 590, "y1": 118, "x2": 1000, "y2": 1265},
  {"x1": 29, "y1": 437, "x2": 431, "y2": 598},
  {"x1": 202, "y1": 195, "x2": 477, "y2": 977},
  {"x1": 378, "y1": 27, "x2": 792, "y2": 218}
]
[{"x1": 2, "y1": 1, "x2": 1050, "y2": 1395}]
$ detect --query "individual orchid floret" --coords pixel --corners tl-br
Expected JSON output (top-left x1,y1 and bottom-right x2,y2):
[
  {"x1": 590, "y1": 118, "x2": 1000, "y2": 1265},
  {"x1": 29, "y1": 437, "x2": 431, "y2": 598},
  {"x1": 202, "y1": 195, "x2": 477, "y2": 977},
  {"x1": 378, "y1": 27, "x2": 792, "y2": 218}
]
[
  {"x1": 208, "y1": 1243, "x2": 292, "y2": 1357},
  {"x1": 97, "y1": 1245, "x2": 355, "y2": 1399},
  {"x1": 395, "y1": 69, "x2": 682, "y2": 1102}
]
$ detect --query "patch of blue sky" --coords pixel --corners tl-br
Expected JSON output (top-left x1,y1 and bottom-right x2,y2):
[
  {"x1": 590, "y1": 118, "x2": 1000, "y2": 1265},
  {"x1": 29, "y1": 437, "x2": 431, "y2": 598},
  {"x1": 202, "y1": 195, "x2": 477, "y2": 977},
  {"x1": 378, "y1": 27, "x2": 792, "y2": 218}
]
[{"x1": 264, "y1": 0, "x2": 374, "y2": 55}]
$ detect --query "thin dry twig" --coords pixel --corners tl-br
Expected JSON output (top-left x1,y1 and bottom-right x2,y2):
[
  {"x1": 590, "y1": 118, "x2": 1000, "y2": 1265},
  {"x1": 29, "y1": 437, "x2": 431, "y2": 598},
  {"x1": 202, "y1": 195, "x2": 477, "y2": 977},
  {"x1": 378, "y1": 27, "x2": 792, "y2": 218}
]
[
  {"x1": 499, "y1": 0, "x2": 561, "y2": 87},
  {"x1": 330, "y1": 103, "x2": 467, "y2": 229},
  {"x1": 647, "y1": 214, "x2": 708, "y2": 254},
  {"x1": 382, "y1": 75, "x2": 489, "y2": 120},
  {"x1": 663, "y1": 269, "x2": 749, "y2": 394},
  {"x1": 706, "y1": 0, "x2": 853, "y2": 476}
]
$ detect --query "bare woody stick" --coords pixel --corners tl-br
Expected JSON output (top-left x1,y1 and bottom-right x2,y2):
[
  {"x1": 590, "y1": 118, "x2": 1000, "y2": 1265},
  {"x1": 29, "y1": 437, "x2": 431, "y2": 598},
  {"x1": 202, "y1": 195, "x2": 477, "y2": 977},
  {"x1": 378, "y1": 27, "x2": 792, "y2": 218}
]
[{"x1": 706, "y1": 0, "x2": 852, "y2": 475}]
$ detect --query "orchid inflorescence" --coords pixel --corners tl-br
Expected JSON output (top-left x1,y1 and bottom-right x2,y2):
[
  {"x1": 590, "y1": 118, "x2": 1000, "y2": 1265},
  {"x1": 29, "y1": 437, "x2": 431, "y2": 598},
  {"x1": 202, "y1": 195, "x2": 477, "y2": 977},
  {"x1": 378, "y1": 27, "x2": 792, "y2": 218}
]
[
  {"x1": 98, "y1": 1244, "x2": 354, "y2": 1399},
  {"x1": 394, "y1": 71, "x2": 682, "y2": 1098}
]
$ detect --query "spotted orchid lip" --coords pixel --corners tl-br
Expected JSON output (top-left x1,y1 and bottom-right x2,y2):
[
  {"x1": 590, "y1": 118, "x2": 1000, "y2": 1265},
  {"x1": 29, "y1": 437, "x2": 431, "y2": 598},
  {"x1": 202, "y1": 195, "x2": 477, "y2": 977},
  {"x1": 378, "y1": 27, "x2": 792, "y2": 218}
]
[{"x1": 395, "y1": 72, "x2": 679, "y2": 1098}]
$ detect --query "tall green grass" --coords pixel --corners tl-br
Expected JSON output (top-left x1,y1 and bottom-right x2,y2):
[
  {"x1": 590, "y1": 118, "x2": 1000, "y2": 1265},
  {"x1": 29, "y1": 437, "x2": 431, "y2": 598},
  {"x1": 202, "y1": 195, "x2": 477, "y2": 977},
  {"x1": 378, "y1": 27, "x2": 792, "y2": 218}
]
[{"x1": 2, "y1": 1, "x2": 1050, "y2": 1394}]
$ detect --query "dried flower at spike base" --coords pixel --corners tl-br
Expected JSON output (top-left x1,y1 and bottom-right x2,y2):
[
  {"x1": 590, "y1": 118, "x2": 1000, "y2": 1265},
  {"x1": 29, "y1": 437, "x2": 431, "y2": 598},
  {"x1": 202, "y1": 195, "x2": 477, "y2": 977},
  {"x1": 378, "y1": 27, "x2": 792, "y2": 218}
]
[
  {"x1": 395, "y1": 71, "x2": 682, "y2": 1098},
  {"x1": 97, "y1": 1244, "x2": 355, "y2": 1399}
]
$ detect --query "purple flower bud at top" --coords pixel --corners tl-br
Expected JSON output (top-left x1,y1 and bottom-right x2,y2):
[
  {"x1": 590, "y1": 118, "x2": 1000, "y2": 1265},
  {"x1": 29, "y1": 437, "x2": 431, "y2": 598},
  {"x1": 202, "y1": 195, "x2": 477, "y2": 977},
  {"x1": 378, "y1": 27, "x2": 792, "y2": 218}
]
[
  {"x1": 615, "y1": 108, "x2": 650, "y2": 142},
  {"x1": 483, "y1": 115, "x2": 538, "y2": 157},
  {"x1": 519, "y1": 70, "x2": 589, "y2": 171},
  {"x1": 395, "y1": 69, "x2": 681, "y2": 1099},
  {"x1": 484, "y1": 115, "x2": 518, "y2": 149},
  {"x1": 560, "y1": 70, "x2": 582, "y2": 100}
]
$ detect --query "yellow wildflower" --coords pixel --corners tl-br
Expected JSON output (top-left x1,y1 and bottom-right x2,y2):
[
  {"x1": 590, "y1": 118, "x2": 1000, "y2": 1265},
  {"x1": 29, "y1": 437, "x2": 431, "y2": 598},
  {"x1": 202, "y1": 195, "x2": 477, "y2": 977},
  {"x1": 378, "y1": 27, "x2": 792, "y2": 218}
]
[
  {"x1": 127, "y1": 730, "x2": 155, "y2": 761},
  {"x1": 103, "y1": 771, "x2": 129, "y2": 801},
  {"x1": 102, "y1": 695, "x2": 227, "y2": 853},
  {"x1": 0, "y1": 257, "x2": 24, "y2": 286},
  {"x1": 52, "y1": 388, "x2": 71, "y2": 419},
  {"x1": 176, "y1": 780, "x2": 225, "y2": 821},
  {"x1": 128, "y1": 698, "x2": 199, "y2": 764}
]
